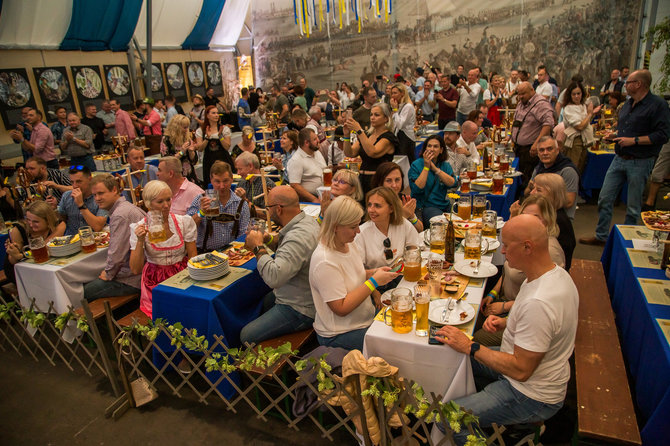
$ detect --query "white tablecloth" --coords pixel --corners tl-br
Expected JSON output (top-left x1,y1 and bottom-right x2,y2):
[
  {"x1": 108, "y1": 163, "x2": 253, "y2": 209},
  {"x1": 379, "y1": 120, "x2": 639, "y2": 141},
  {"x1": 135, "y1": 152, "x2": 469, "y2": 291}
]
[
  {"x1": 363, "y1": 270, "x2": 487, "y2": 398},
  {"x1": 15, "y1": 248, "x2": 108, "y2": 314}
]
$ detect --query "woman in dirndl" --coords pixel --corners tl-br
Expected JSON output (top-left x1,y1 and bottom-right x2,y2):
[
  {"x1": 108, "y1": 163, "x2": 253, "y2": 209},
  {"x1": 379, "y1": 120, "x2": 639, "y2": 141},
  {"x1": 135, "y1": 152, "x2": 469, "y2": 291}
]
[{"x1": 129, "y1": 180, "x2": 197, "y2": 318}]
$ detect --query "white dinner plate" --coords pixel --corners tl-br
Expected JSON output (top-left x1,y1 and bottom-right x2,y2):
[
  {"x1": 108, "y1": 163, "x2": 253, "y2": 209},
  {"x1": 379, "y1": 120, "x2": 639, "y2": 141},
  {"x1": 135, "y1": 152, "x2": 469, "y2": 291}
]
[
  {"x1": 428, "y1": 299, "x2": 476, "y2": 325},
  {"x1": 504, "y1": 170, "x2": 523, "y2": 178},
  {"x1": 454, "y1": 259, "x2": 498, "y2": 278}
]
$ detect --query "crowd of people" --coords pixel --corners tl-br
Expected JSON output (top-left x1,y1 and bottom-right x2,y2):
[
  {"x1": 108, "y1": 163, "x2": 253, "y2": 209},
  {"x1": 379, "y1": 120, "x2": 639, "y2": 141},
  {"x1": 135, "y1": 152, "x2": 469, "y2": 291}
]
[{"x1": 4, "y1": 57, "x2": 670, "y2": 444}]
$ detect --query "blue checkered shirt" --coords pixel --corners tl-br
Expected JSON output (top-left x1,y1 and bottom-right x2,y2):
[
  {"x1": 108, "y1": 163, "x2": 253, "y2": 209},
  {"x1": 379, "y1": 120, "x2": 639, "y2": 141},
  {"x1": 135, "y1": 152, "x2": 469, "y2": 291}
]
[{"x1": 187, "y1": 191, "x2": 250, "y2": 250}]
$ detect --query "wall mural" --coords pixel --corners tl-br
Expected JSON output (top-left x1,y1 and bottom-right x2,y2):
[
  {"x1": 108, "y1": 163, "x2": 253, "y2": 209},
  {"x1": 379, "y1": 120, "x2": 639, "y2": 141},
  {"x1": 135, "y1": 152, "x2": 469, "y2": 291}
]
[
  {"x1": 71, "y1": 65, "x2": 106, "y2": 113},
  {"x1": 33, "y1": 66, "x2": 77, "y2": 123},
  {"x1": 0, "y1": 68, "x2": 37, "y2": 130},
  {"x1": 252, "y1": 0, "x2": 642, "y2": 91}
]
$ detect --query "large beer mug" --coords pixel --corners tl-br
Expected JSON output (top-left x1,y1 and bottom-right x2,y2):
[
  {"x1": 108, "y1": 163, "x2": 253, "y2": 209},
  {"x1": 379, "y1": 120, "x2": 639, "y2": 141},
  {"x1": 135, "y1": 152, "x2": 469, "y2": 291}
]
[
  {"x1": 492, "y1": 171, "x2": 504, "y2": 194},
  {"x1": 472, "y1": 195, "x2": 491, "y2": 219},
  {"x1": 466, "y1": 159, "x2": 477, "y2": 180},
  {"x1": 464, "y1": 229, "x2": 490, "y2": 260},
  {"x1": 79, "y1": 225, "x2": 97, "y2": 253},
  {"x1": 147, "y1": 210, "x2": 168, "y2": 243},
  {"x1": 382, "y1": 288, "x2": 413, "y2": 334},
  {"x1": 203, "y1": 189, "x2": 220, "y2": 216},
  {"x1": 26, "y1": 236, "x2": 49, "y2": 263},
  {"x1": 452, "y1": 195, "x2": 472, "y2": 221},
  {"x1": 249, "y1": 218, "x2": 267, "y2": 233},
  {"x1": 403, "y1": 245, "x2": 422, "y2": 282},
  {"x1": 482, "y1": 210, "x2": 498, "y2": 238},
  {"x1": 429, "y1": 221, "x2": 446, "y2": 255}
]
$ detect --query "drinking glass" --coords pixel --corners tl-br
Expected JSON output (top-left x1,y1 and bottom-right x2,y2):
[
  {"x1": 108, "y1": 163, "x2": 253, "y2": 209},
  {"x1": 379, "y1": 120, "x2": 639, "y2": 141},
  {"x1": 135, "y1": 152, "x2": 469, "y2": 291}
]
[
  {"x1": 249, "y1": 218, "x2": 267, "y2": 233},
  {"x1": 147, "y1": 210, "x2": 168, "y2": 243},
  {"x1": 464, "y1": 229, "x2": 490, "y2": 260},
  {"x1": 382, "y1": 288, "x2": 413, "y2": 334},
  {"x1": 202, "y1": 190, "x2": 220, "y2": 216},
  {"x1": 28, "y1": 236, "x2": 49, "y2": 263},
  {"x1": 429, "y1": 221, "x2": 446, "y2": 255},
  {"x1": 499, "y1": 153, "x2": 510, "y2": 173},
  {"x1": 427, "y1": 252, "x2": 443, "y2": 299},
  {"x1": 322, "y1": 167, "x2": 333, "y2": 186},
  {"x1": 403, "y1": 245, "x2": 422, "y2": 282},
  {"x1": 492, "y1": 171, "x2": 504, "y2": 194},
  {"x1": 482, "y1": 210, "x2": 498, "y2": 239},
  {"x1": 452, "y1": 195, "x2": 472, "y2": 221},
  {"x1": 460, "y1": 175, "x2": 470, "y2": 193},
  {"x1": 472, "y1": 196, "x2": 491, "y2": 219},
  {"x1": 414, "y1": 289, "x2": 430, "y2": 337},
  {"x1": 466, "y1": 160, "x2": 477, "y2": 180},
  {"x1": 79, "y1": 226, "x2": 97, "y2": 253}
]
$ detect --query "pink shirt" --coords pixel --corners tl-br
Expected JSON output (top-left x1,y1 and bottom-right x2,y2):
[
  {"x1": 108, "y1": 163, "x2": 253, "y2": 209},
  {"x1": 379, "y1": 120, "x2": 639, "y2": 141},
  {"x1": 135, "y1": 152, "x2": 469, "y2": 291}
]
[
  {"x1": 115, "y1": 109, "x2": 137, "y2": 139},
  {"x1": 143, "y1": 109, "x2": 162, "y2": 136},
  {"x1": 30, "y1": 122, "x2": 56, "y2": 161},
  {"x1": 171, "y1": 178, "x2": 204, "y2": 215}
]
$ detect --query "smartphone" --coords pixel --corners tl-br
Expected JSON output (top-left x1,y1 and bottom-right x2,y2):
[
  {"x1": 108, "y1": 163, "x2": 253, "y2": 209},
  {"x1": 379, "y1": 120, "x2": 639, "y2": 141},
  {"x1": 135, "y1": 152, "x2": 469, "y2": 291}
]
[
  {"x1": 428, "y1": 324, "x2": 444, "y2": 345},
  {"x1": 346, "y1": 109, "x2": 353, "y2": 120}
]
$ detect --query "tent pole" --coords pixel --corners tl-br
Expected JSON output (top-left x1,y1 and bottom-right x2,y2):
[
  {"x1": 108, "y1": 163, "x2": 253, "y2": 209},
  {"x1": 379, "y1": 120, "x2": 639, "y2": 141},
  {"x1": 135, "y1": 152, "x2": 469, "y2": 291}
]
[{"x1": 146, "y1": 0, "x2": 153, "y2": 100}]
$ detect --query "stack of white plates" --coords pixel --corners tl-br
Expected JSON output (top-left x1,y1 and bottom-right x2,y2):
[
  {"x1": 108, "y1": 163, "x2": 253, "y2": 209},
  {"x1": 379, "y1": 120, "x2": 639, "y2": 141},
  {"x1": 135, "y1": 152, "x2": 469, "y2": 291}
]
[
  {"x1": 188, "y1": 253, "x2": 230, "y2": 281},
  {"x1": 47, "y1": 236, "x2": 81, "y2": 257}
]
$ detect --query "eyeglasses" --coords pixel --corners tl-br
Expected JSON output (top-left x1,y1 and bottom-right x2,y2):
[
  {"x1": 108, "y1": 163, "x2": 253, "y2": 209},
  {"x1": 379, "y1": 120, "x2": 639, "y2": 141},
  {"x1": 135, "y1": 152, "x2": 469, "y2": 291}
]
[
  {"x1": 332, "y1": 178, "x2": 350, "y2": 186},
  {"x1": 266, "y1": 203, "x2": 282, "y2": 209},
  {"x1": 624, "y1": 79, "x2": 639, "y2": 85},
  {"x1": 383, "y1": 237, "x2": 393, "y2": 260},
  {"x1": 69, "y1": 165, "x2": 85, "y2": 173}
]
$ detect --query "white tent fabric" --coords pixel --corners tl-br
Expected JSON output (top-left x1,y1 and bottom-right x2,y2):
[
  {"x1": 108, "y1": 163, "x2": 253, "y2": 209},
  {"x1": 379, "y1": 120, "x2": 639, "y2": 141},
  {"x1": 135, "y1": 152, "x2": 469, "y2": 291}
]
[
  {"x1": 133, "y1": 0, "x2": 203, "y2": 49},
  {"x1": 0, "y1": 0, "x2": 73, "y2": 49},
  {"x1": 209, "y1": 0, "x2": 250, "y2": 49}
]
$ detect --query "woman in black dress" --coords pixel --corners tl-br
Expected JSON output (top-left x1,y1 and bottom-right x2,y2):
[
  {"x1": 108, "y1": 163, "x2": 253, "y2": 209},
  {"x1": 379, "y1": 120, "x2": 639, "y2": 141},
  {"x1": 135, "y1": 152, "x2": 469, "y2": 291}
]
[
  {"x1": 195, "y1": 105, "x2": 235, "y2": 182},
  {"x1": 342, "y1": 102, "x2": 399, "y2": 193}
]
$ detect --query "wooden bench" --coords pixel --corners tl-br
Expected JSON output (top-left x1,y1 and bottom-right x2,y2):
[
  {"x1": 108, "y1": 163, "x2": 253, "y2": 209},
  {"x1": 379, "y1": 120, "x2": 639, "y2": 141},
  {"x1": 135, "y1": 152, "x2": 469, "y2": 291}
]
[
  {"x1": 75, "y1": 294, "x2": 139, "y2": 320},
  {"x1": 117, "y1": 308, "x2": 150, "y2": 328},
  {"x1": 249, "y1": 328, "x2": 315, "y2": 375},
  {"x1": 570, "y1": 259, "x2": 641, "y2": 445}
]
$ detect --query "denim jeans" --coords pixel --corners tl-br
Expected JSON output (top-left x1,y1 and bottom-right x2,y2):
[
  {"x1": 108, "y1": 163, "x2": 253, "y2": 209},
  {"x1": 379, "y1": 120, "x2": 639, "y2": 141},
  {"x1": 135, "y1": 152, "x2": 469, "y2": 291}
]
[
  {"x1": 595, "y1": 155, "x2": 655, "y2": 241},
  {"x1": 448, "y1": 359, "x2": 563, "y2": 446},
  {"x1": 456, "y1": 112, "x2": 468, "y2": 126},
  {"x1": 420, "y1": 206, "x2": 445, "y2": 228},
  {"x1": 239, "y1": 292, "x2": 314, "y2": 346},
  {"x1": 83, "y1": 278, "x2": 140, "y2": 302},
  {"x1": 316, "y1": 326, "x2": 369, "y2": 351}
]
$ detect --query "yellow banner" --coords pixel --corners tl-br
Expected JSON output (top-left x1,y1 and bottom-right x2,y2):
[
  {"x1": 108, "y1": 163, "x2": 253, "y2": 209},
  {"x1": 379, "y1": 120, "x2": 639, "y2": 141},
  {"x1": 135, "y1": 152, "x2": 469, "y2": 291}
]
[{"x1": 237, "y1": 56, "x2": 254, "y2": 89}]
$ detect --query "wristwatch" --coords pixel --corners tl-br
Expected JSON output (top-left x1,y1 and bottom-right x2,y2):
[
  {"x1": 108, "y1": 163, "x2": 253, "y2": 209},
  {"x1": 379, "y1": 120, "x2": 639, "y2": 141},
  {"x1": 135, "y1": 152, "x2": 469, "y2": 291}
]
[
  {"x1": 356, "y1": 129, "x2": 363, "y2": 135},
  {"x1": 470, "y1": 342, "x2": 481, "y2": 358},
  {"x1": 78, "y1": 204, "x2": 87, "y2": 210},
  {"x1": 253, "y1": 245, "x2": 265, "y2": 256},
  {"x1": 635, "y1": 136, "x2": 639, "y2": 145}
]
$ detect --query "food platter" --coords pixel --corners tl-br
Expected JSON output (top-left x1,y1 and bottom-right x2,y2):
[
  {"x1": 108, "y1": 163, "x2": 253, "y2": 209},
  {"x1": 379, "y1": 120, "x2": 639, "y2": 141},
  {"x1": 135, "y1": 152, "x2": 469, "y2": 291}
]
[
  {"x1": 222, "y1": 242, "x2": 255, "y2": 266},
  {"x1": 641, "y1": 211, "x2": 670, "y2": 232}
]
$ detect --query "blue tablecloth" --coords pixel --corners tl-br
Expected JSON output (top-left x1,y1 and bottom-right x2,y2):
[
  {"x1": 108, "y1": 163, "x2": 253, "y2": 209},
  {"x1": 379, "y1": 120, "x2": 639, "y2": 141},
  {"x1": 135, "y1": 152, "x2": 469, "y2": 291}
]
[
  {"x1": 601, "y1": 225, "x2": 670, "y2": 445},
  {"x1": 581, "y1": 149, "x2": 627, "y2": 201},
  {"x1": 0, "y1": 232, "x2": 8, "y2": 270},
  {"x1": 151, "y1": 251, "x2": 271, "y2": 399}
]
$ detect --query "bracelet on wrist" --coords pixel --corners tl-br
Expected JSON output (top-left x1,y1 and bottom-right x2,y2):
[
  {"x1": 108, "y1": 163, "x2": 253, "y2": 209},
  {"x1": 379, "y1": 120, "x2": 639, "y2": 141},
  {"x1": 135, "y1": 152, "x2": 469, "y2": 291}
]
[
  {"x1": 369, "y1": 276, "x2": 379, "y2": 289},
  {"x1": 364, "y1": 280, "x2": 376, "y2": 292},
  {"x1": 489, "y1": 289, "x2": 498, "y2": 299},
  {"x1": 267, "y1": 233, "x2": 274, "y2": 244},
  {"x1": 423, "y1": 166, "x2": 430, "y2": 171},
  {"x1": 198, "y1": 209, "x2": 205, "y2": 217},
  {"x1": 409, "y1": 216, "x2": 418, "y2": 224}
]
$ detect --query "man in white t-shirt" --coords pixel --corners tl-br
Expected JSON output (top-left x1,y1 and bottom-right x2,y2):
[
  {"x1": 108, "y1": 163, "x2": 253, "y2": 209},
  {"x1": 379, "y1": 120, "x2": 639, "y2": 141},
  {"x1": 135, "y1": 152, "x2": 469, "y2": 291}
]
[
  {"x1": 287, "y1": 127, "x2": 327, "y2": 203},
  {"x1": 456, "y1": 69, "x2": 481, "y2": 125},
  {"x1": 456, "y1": 120, "x2": 480, "y2": 163},
  {"x1": 437, "y1": 215, "x2": 578, "y2": 445},
  {"x1": 535, "y1": 65, "x2": 553, "y2": 101}
]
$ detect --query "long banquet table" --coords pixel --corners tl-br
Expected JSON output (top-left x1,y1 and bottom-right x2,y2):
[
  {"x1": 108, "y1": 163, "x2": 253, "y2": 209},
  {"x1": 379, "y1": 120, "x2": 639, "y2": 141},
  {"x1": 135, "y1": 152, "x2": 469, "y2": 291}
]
[
  {"x1": 151, "y1": 249, "x2": 270, "y2": 399},
  {"x1": 601, "y1": 224, "x2": 670, "y2": 445}
]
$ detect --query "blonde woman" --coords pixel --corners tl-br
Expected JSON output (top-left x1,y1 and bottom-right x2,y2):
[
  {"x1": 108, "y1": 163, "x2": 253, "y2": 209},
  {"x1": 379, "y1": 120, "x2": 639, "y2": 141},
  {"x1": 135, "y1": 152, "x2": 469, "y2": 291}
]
[
  {"x1": 343, "y1": 102, "x2": 399, "y2": 192},
  {"x1": 161, "y1": 114, "x2": 199, "y2": 185},
  {"x1": 319, "y1": 169, "x2": 364, "y2": 218},
  {"x1": 309, "y1": 196, "x2": 398, "y2": 351},
  {"x1": 476, "y1": 195, "x2": 565, "y2": 346},
  {"x1": 390, "y1": 83, "x2": 417, "y2": 161},
  {"x1": 4, "y1": 201, "x2": 65, "y2": 283},
  {"x1": 512, "y1": 172, "x2": 576, "y2": 269},
  {"x1": 129, "y1": 180, "x2": 198, "y2": 317},
  {"x1": 232, "y1": 126, "x2": 261, "y2": 160}
]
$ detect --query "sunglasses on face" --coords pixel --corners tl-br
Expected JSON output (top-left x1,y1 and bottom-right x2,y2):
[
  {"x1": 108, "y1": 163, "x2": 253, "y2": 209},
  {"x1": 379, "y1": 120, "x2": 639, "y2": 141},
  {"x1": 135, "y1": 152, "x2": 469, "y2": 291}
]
[
  {"x1": 69, "y1": 165, "x2": 85, "y2": 173},
  {"x1": 383, "y1": 237, "x2": 393, "y2": 260}
]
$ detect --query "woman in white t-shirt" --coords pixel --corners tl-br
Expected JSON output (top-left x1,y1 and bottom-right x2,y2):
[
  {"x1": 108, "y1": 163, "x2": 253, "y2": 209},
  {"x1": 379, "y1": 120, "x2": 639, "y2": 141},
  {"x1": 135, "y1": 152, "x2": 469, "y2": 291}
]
[
  {"x1": 309, "y1": 196, "x2": 398, "y2": 351},
  {"x1": 355, "y1": 186, "x2": 422, "y2": 292},
  {"x1": 129, "y1": 180, "x2": 198, "y2": 318}
]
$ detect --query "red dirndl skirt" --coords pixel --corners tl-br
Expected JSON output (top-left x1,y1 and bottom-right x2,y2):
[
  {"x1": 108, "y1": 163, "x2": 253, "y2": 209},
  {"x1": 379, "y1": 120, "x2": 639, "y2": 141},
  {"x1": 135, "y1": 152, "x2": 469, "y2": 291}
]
[
  {"x1": 488, "y1": 105, "x2": 502, "y2": 126},
  {"x1": 140, "y1": 257, "x2": 189, "y2": 318}
]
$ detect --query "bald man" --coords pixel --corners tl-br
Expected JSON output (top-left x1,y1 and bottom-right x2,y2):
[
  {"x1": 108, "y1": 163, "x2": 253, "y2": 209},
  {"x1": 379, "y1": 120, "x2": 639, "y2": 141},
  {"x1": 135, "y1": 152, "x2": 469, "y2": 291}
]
[
  {"x1": 511, "y1": 82, "x2": 555, "y2": 190},
  {"x1": 436, "y1": 215, "x2": 578, "y2": 445},
  {"x1": 456, "y1": 120, "x2": 480, "y2": 163},
  {"x1": 241, "y1": 186, "x2": 320, "y2": 345}
]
